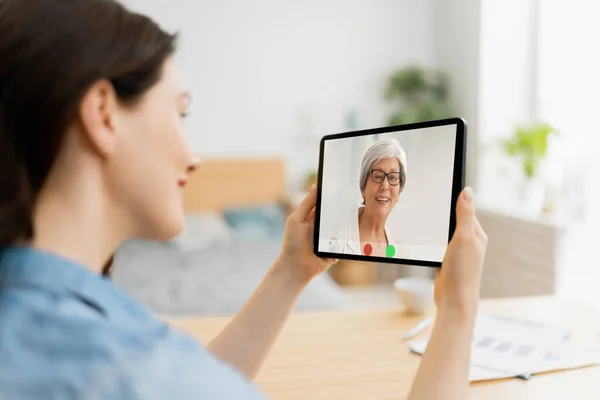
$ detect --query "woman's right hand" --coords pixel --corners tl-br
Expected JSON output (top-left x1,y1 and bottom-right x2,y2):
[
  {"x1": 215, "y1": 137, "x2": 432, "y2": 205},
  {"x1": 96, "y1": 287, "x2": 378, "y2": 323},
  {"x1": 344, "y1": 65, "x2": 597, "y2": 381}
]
[
  {"x1": 408, "y1": 188, "x2": 487, "y2": 400},
  {"x1": 434, "y1": 187, "x2": 487, "y2": 320}
]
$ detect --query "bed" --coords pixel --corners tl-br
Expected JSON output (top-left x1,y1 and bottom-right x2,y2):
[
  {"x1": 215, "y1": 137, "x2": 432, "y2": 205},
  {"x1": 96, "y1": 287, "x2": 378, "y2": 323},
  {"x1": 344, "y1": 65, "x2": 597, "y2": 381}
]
[{"x1": 112, "y1": 159, "x2": 348, "y2": 316}]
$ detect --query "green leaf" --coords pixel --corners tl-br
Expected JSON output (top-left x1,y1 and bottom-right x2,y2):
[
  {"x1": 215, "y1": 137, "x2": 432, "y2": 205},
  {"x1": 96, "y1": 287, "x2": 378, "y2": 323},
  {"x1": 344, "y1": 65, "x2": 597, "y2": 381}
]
[
  {"x1": 501, "y1": 122, "x2": 557, "y2": 178},
  {"x1": 523, "y1": 157, "x2": 536, "y2": 178}
]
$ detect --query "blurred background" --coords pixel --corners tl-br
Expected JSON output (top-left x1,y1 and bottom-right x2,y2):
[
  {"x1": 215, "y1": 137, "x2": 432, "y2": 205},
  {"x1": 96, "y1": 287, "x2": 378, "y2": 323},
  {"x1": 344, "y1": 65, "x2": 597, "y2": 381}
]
[{"x1": 113, "y1": 0, "x2": 600, "y2": 317}]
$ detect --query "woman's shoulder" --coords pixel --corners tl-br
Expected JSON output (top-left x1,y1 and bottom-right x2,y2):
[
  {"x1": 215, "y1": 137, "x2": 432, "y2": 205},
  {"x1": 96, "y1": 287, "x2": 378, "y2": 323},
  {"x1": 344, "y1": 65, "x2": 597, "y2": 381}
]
[
  {"x1": 0, "y1": 290, "x2": 264, "y2": 399},
  {"x1": 0, "y1": 292, "x2": 155, "y2": 385},
  {"x1": 0, "y1": 300, "x2": 107, "y2": 397}
]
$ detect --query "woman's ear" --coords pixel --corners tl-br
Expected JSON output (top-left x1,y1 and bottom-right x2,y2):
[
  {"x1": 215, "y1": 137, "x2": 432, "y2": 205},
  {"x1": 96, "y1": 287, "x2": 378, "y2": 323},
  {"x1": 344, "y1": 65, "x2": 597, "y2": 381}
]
[{"x1": 75, "y1": 79, "x2": 119, "y2": 157}]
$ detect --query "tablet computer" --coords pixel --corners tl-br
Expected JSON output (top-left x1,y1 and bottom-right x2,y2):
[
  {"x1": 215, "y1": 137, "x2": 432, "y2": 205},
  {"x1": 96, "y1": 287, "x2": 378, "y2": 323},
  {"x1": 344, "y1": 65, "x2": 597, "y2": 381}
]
[{"x1": 313, "y1": 118, "x2": 466, "y2": 267}]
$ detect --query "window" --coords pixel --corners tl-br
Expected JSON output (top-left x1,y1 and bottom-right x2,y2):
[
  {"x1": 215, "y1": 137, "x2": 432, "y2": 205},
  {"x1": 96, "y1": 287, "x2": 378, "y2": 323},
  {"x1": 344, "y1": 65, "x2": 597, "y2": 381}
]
[{"x1": 536, "y1": 0, "x2": 600, "y2": 303}]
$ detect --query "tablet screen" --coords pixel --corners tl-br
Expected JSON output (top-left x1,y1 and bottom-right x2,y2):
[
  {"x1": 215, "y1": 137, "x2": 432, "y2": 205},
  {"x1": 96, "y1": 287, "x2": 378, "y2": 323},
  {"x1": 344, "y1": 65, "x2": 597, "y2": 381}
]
[{"x1": 316, "y1": 120, "x2": 463, "y2": 265}]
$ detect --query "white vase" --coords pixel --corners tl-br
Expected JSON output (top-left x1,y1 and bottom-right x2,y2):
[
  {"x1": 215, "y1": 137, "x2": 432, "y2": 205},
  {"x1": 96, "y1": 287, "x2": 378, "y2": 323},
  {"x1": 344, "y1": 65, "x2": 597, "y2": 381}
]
[{"x1": 517, "y1": 177, "x2": 545, "y2": 216}]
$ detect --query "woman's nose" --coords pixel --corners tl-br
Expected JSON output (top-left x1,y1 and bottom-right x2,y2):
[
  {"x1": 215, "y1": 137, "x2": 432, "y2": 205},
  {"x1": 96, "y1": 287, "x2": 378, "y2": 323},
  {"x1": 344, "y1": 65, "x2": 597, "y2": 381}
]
[{"x1": 187, "y1": 155, "x2": 202, "y2": 173}]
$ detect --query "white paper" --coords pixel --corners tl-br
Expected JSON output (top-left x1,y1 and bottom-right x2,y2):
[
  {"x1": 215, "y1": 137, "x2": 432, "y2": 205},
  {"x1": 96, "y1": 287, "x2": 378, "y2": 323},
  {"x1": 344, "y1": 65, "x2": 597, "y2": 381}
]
[
  {"x1": 527, "y1": 342, "x2": 600, "y2": 375},
  {"x1": 468, "y1": 314, "x2": 570, "y2": 374},
  {"x1": 409, "y1": 339, "x2": 600, "y2": 382},
  {"x1": 409, "y1": 339, "x2": 513, "y2": 381},
  {"x1": 406, "y1": 312, "x2": 597, "y2": 381}
]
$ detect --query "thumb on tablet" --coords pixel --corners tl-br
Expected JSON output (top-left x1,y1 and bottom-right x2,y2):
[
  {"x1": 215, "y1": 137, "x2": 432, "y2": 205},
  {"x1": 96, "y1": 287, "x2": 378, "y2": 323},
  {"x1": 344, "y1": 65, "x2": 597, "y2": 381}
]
[
  {"x1": 456, "y1": 187, "x2": 476, "y2": 230},
  {"x1": 437, "y1": 187, "x2": 487, "y2": 315},
  {"x1": 293, "y1": 185, "x2": 318, "y2": 222}
]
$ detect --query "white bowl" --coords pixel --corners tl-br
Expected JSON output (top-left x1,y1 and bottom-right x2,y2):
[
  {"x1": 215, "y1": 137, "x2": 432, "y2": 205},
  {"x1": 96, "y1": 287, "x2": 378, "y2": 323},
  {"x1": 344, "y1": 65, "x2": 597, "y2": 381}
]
[{"x1": 394, "y1": 277, "x2": 435, "y2": 315}]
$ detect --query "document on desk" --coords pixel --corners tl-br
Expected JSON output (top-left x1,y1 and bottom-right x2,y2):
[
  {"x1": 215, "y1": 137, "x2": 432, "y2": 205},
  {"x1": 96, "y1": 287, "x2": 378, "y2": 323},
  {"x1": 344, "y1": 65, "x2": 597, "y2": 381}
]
[
  {"x1": 469, "y1": 314, "x2": 570, "y2": 374},
  {"x1": 407, "y1": 313, "x2": 579, "y2": 380},
  {"x1": 468, "y1": 343, "x2": 600, "y2": 382},
  {"x1": 410, "y1": 338, "x2": 600, "y2": 382}
]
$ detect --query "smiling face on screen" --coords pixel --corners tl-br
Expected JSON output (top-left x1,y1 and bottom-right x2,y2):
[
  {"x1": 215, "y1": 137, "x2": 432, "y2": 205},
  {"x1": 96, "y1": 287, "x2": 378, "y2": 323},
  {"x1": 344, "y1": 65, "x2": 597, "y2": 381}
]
[{"x1": 361, "y1": 157, "x2": 402, "y2": 222}]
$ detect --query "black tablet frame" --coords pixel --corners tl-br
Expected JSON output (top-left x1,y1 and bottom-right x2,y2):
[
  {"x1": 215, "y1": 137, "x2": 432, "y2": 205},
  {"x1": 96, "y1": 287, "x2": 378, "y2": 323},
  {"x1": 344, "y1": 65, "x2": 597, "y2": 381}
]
[{"x1": 313, "y1": 117, "x2": 467, "y2": 268}]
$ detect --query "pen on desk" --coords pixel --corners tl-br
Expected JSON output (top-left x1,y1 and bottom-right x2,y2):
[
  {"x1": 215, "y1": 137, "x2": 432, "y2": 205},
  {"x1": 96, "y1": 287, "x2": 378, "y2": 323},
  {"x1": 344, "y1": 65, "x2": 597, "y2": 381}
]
[{"x1": 403, "y1": 317, "x2": 434, "y2": 340}]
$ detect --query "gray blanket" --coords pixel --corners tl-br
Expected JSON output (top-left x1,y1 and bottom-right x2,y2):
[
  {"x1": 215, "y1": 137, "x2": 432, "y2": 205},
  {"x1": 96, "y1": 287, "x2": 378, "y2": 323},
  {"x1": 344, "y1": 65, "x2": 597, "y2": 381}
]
[{"x1": 112, "y1": 238, "x2": 348, "y2": 316}]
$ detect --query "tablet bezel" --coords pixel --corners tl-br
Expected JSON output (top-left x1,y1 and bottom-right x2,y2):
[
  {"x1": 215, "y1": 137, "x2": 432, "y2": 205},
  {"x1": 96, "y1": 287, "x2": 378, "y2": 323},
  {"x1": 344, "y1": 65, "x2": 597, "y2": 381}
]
[{"x1": 313, "y1": 117, "x2": 467, "y2": 268}]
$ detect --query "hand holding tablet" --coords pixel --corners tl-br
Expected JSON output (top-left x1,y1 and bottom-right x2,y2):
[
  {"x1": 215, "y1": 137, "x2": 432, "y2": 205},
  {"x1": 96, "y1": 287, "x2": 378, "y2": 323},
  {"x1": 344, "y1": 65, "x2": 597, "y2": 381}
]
[
  {"x1": 307, "y1": 118, "x2": 487, "y2": 400},
  {"x1": 313, "y1": 118, "x2": 467, "y2": 268}
]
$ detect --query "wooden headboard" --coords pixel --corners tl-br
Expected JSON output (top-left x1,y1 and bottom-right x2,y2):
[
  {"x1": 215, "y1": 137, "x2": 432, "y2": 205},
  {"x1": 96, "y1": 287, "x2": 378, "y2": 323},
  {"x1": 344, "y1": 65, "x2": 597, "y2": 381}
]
[{"x1": 183, "y1": 159, "x2": 287, "y2": 213}]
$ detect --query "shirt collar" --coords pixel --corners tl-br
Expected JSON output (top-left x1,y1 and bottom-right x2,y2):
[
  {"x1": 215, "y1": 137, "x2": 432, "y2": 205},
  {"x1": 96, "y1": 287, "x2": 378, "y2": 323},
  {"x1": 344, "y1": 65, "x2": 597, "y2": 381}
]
[
  {"x1": 348, "y1": 207, "x2": 395, "y2": 253},
  {"x1": 0, "y1": 245, "x2": 153, "y2": 322}
]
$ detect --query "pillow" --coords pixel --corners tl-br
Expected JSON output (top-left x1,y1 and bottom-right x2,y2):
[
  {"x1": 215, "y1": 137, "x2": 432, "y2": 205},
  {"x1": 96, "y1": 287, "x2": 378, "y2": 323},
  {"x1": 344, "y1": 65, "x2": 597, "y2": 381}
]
[
  {"x1": 223, "y1": 203, "x2": 286, "y2": 239},
  {"x1": 170, "y1": 212, "x2": 233, "y2": 252}
]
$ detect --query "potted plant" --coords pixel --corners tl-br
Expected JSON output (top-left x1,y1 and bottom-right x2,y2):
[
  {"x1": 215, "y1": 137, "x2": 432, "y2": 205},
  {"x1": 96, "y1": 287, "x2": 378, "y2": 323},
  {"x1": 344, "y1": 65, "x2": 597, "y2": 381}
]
[
  {"x1": 502, "y1": 123, "x2": 558, "y2": 214},
  {"x1": 385, "y1": 65, "x2": 453, "y2": 125}
]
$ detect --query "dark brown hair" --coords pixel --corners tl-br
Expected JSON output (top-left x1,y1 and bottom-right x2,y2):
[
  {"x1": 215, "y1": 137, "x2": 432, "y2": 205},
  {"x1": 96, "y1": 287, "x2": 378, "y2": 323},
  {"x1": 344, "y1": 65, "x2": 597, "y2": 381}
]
[{"x1": 0, "y1": 0, "x2": 177, "y2": 255}]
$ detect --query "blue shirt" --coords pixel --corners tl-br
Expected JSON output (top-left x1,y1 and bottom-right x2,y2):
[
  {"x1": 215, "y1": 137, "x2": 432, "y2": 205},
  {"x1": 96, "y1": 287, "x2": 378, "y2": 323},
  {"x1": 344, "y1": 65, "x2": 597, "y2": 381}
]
[{"x1": 0, "y1": 246, "x2": 266, "y2": 399}]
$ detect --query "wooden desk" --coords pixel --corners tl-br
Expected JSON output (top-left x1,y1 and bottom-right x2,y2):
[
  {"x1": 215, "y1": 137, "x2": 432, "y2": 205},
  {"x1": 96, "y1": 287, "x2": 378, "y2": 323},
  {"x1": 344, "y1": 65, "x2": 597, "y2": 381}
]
[{"x1": 170, "y1": 296, "x2": 600, "y2": 399}]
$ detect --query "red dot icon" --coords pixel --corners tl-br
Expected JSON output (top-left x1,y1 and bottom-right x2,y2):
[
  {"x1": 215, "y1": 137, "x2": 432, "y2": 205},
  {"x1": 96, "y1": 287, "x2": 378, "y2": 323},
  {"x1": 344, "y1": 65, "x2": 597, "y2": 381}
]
[{"x1": 363, "y1": 243, "x2": 373, "y2": 256}]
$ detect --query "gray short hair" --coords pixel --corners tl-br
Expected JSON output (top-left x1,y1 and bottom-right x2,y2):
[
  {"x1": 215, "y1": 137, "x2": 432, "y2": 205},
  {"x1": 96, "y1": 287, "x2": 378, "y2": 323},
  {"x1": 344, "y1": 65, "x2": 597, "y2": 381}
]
[{"x1": 359, "y1": 139, "x2": 407, "y2": 193}]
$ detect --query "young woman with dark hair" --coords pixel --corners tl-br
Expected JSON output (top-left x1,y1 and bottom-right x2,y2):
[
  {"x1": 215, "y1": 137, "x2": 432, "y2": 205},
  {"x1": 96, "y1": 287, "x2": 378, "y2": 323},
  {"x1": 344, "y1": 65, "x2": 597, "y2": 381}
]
[{"x1": 0, "y1": 1, "x2": 487, "y2": 398}]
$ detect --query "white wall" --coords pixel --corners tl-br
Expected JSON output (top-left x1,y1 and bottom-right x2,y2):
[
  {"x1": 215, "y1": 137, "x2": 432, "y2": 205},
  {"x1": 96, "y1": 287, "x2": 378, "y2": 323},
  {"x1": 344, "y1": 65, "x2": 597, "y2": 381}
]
[
  {"x1": 433, "y1": 0, "x2": 482, "y2": 188},
  {"x1": 537, "y1": 0, "x2": 600, "y2": 222},
  {"x1": 535, "y1": 1, "x2": 600, "y2": 306},
  {"x1": 122, "y1": 0, "x2": 437, "y2": 190},
  {"x1": 319, "y1": 125, "x2": 456, "y2": 247},
  {"x1": 434, "y1": 0, "x2": 546, "y2": 202},
  {"x1": 476, "y1": 0, "x2": 540, "y2": 207}
]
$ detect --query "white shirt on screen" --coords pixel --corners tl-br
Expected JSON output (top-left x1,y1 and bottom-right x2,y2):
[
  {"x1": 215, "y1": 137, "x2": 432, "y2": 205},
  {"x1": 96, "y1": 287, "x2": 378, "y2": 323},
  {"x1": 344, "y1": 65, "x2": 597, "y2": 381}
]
[{"x1": 327, "y1": 206, "x2": 410, "y2": 259}]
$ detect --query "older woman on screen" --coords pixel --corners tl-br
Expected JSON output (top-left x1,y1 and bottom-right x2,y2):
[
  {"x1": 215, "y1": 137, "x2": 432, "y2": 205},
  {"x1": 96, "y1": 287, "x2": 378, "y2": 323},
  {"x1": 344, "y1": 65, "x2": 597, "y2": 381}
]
[{"x1": 329, "y1": 139, "x2": 407, "y2": 257}]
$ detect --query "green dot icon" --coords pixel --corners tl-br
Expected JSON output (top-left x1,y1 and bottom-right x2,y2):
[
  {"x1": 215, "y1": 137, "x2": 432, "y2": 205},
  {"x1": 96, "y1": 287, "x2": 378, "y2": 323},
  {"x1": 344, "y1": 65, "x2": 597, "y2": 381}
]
[{"x1": 386, "y1": 245, "x2": 396, "y2": 258}]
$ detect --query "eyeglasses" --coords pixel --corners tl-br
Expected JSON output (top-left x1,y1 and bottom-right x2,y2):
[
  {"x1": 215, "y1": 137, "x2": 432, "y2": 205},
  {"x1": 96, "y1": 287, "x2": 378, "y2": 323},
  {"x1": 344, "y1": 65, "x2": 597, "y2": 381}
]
[{"x1": 371, "y1": 169, "x2": 403, "y2": 186}]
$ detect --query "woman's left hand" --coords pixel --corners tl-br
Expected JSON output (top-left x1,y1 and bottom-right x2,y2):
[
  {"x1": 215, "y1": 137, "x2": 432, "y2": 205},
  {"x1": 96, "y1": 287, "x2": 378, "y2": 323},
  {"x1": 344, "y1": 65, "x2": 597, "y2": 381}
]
[{"x1": 277, "y1": 185, "x2": 337, "y2": 285}]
